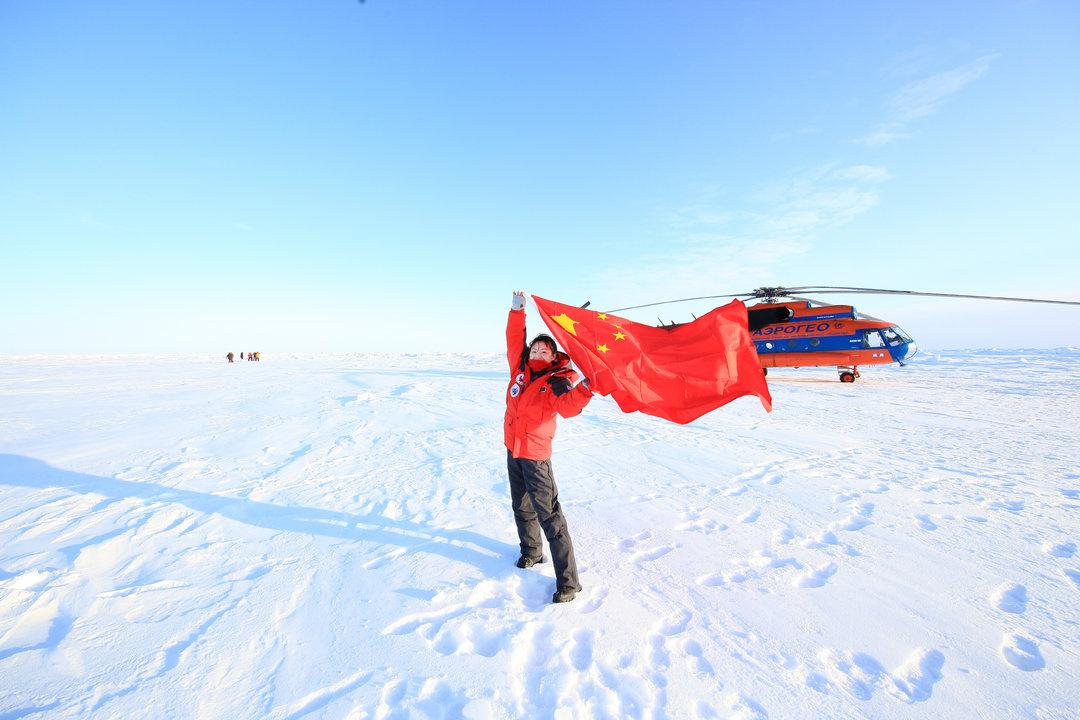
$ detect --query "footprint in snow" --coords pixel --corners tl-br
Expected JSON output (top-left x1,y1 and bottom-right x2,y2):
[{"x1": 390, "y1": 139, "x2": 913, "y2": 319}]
[
  {"x1": 682, "y1": 638, "x2": 715, "y2": 678},
  {"x1": 738, "y1": 507, "x2": 761, "y2": 524},
  {"x1": 362, "y1": 676, "x2": 471, "y2": 720},
  {"x1": 984, "y1": 499, "x2": 1024, "y2": 513},
  {"x1": 578, "y1": 586, "x2": 608, "y2": 613},
  {"x1": 888, "y1": 648, "x2": 947, "y2": 702},
  {"x1": 773, "y1": 527, "x2": 796, "y2": 545},
  {"x1": 727, "y1": 569, "x2": 754, "y2": 583},
  {"x1": 674, "y1": 509, "x2": 727, "y2": 534},
  {"x1": 1000, "y1": 633, "x2": 1045, "y2": 671},
  {"x1": 913, "y1": 513, "x2": 938, "y2": 531},
  {"x1": 802, "y1": 530, "x2": 840, "y2": 549},
  {"x1": 630, "y1": 493, "x2": 660, "y2": 504},
  {"x1": 617, "y1": 530, "x2": 652, "y2": 551},
  {"x1": 654, "y1": 608, "x2": 691, "y2": 636},
  {"x1": 646, "y1": 632, "x2": 671, "y2": 671},
  {"x1": 817, "y1": 647, "x2": 944, "y2": 703},
  {"x1": 567, "y1": 628, "x2": 595, "y2": 671},
  {"x1": 381, "y1": 578, "x2": 526, "y2": 657},
  {"x1": 696, "y1": 572, "x2": 727, "y2": 587},
  {"x1": 631, "y1": 544, "x2": 677, "y2": 564},
  {"x1": 635, "y1": 610, "x2": 694, "y2": 698},
  {"x1": 747, "y1": 548, "x2": 798, "y2": 570},
  {"x1": 1042, "y1": 540, "x2": 1076, "y2": 558},
  {"x1": 721, "y1": 693, "x2": 768, "y2": 719},
  {"x1": 794, "y1": 562, "x2": 838, "y2": 589},
  {"x1": 833, "y1": 503, "x2": 874, "y2": 532},
  {"x1": 990, "y1": 583, "x2": 1028, "y2": 613}
]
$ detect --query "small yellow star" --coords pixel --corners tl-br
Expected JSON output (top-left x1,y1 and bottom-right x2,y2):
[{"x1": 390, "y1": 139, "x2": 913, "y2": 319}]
[
  {"x1": 597, "y1": 313, "x2": 608, "y2": 321},
  {"x1": 552, "y1": 313, "x2": 579, "y2": 336},
  {"x1": 597, "y1": 344, "x2": 610, "y2": 353},
  {"x1": 613, "y1": 331, "x2": 626, "y2": 341}
]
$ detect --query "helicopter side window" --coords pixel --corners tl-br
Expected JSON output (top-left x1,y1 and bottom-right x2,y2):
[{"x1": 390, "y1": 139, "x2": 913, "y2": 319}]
[
  {"x1": 864, "y1": 330, "x2": 885, "y2": 348},
  {"x1": 881, "y1": 327, "x2": 905, "y2": 347}
]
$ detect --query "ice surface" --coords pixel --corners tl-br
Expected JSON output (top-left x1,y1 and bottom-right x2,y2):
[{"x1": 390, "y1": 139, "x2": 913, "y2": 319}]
[{"x1": 1, "y1": 350, "x2": 1078, "y2": 718}]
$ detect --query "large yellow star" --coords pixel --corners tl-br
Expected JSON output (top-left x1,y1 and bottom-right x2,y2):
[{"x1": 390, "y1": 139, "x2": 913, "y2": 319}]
[
  {"x1": 597, "y1": 313, "x2": 608, "y2": 321},
  {"x1": 613, "y1": 331, "x2": 626, "y2": 341},
  {"x1": 597, "y1": 343, "x2": 610, "y2": 353},
  {"x1": 552, "y1": 313, "x2": 579, "y2": 336}
]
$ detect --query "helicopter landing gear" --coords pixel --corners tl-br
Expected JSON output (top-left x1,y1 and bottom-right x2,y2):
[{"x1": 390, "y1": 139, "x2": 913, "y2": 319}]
[{"x1": 838, "y1": 366, "x2": 860, "y2": 383}]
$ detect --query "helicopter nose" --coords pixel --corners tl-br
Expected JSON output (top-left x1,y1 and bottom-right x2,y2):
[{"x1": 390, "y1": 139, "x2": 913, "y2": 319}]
[{"x1": 902, "y1": 342, "x2": 918, "y2": 360}]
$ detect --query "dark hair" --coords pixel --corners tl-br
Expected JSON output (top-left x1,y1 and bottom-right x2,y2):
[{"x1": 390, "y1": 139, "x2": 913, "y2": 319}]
[{"x1": 528, "y1": 334, "x2": 557, "y2": 354}]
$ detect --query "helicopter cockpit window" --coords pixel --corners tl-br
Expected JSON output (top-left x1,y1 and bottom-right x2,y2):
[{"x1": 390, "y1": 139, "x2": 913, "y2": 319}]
[
  {"x1": 864, "y1": 330, "x2": 885, "y2": 348},
  {"x1": 881, "y1": 327, "x2": 907, "y2": 347}
]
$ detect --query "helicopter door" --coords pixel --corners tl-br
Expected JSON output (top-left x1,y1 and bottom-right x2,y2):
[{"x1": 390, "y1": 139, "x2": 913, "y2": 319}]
[{"x1": 864, "y1": 330, "x2": 885, "y2": 348}]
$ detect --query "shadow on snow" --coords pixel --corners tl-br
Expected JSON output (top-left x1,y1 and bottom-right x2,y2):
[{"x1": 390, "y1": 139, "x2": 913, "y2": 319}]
[{"x1": 0, "y1": 454, "x2": 515, "y2": 574}]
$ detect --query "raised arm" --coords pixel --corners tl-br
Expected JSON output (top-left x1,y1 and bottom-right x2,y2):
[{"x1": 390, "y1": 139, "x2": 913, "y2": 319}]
[{"x1": 506, "y1": 291, "x2": 527, "y2": 372}]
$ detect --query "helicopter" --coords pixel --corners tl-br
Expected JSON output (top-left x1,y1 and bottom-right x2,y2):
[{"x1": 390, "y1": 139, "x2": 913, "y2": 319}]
[{"x1": 606, "y1": 286, "x2": 1080, "y2": 383}]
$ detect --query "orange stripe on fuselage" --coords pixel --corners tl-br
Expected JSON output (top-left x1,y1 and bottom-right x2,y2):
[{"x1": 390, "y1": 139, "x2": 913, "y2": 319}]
[{"x1": 759, "y1": 349, "x2": 895, "y2": 368}]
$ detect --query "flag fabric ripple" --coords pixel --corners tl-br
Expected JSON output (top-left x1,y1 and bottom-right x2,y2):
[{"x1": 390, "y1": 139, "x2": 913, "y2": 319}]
[{"x1": 532, "y1": 295, "x2": 772, "y2": 424}]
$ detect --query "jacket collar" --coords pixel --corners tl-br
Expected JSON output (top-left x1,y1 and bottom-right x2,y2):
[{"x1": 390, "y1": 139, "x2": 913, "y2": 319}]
[{"x1": 527, "y1": 351, "x2": 570, "y2": 383}]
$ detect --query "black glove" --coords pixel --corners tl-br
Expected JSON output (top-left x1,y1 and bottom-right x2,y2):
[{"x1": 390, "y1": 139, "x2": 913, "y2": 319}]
[{"x1": 548, "y1": 376, "x2": 573, "y2": 396}]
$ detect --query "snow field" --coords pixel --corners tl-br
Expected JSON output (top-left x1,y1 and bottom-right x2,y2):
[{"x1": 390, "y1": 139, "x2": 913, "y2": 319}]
[{"x1": 0, "y1": 350, "x2": 1078, "y2": 718}]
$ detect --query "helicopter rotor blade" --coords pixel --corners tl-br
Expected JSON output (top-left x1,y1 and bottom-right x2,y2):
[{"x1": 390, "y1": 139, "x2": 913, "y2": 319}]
[
  {"x1": 605, "y1": 286, "x2": 1080, "y2": 315},
  {"x1": 608, "y1": 291, "x2": 757, "y2": 313},
  {"x1": 781, "y1": 287, "x2": 1080, "y2": 306}
]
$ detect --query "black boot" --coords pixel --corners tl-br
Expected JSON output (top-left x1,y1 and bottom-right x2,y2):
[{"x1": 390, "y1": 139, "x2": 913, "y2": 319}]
[
  {"x1": 552, "y1": 586, "x2": 578, "y2": 603},
  {"x1": 516, "y1": 554, "x2": 545, "y2": 569}
]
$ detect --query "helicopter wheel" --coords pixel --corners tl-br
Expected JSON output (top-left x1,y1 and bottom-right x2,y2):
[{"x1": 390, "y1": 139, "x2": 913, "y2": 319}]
[{"x1": 839, "y1": 371, "x2": 856, "y2": 383}]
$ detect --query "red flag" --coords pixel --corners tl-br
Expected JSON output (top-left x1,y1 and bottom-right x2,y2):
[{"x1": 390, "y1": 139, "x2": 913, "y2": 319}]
[{"x1": 532, "y1": 295, "x2": 772, "y2": 424}]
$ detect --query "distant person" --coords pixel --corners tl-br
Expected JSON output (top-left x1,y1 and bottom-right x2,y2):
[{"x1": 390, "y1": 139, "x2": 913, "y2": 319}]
[
  {"x1": 226, "y1": 352, "x2": 234, "y2": 363},
  {"x1": 254, "y1": 351, "x2": 260, "y2": 361},
  {"x1": 504, "y1": 291, "x2": 593, "y2": 603}
]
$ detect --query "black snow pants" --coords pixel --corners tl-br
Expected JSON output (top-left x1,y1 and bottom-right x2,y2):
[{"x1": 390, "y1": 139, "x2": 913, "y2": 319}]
[{"x1": 507, "y1": 450, "x2": 580, "y2": 591}]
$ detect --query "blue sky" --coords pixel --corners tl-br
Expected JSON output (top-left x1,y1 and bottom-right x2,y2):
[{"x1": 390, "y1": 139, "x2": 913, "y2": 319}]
[{"x1": 2, "y1": 0, "x2": 1078, "y2": 352}]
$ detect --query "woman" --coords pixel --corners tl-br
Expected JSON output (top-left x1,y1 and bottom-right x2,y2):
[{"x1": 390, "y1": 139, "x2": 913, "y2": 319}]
[{"x1": 504, "y1": 291, "x2": 592, "y2": 603}]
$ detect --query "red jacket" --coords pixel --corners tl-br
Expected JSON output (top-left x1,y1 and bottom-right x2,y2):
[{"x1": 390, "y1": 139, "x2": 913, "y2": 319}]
[{"x1": 504, "y1": 309, "x2": 591, "y2": 460}]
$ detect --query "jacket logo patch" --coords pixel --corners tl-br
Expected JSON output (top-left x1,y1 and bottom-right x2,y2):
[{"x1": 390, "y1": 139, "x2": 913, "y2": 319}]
[{"x1": 510, "y1": 384, "x2": 521, "y2": 397}]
